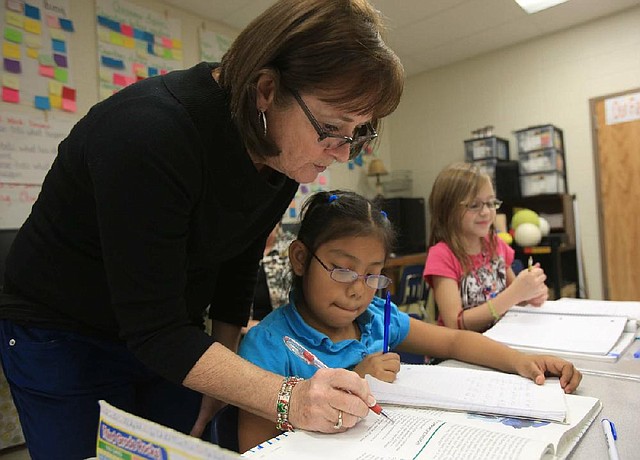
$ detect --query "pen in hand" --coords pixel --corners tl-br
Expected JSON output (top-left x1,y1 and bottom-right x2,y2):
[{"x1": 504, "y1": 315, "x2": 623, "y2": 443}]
[
  {"x1": 382, "y1": 291, "x2": 391, "y2": 353},
  {"x1": 528, "y1": 256, "x2": 533, "y2": 272},
  {"x1": 283, "y1": 335, "x2": 392, "y2": 421},
  {"x1": 601, "y1": 419, "x2": 620, "y2": 460}
]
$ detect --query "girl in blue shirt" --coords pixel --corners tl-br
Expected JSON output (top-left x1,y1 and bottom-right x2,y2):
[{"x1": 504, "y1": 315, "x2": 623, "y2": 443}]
[{"x1": 238, "y1": 190, "x2": 582, "y2": 452}]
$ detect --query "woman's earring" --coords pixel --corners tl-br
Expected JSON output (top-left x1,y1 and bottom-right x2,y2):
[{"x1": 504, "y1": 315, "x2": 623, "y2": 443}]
[{"x1": 258, "y1": 110, "x2": 267, "y2": 136}]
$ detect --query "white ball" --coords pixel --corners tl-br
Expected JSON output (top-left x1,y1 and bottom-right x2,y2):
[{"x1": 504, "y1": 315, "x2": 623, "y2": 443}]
[
  {"x1": 514, "y1": 223, "x2": 542, "y2": 247},
  {"x1": 538, "y1": 217, "x2": 550, "y2": 237}
]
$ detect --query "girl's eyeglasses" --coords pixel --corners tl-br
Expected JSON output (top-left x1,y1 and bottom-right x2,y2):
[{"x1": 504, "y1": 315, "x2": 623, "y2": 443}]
[
  {"x1": 311, "y1": 252, "x2": 391, "y2": 290},
  {"x1": 461, "y1": 199, "x2": 503, "y2": 213},
  {"x1": 291, "y1": 89, "x2": 378, "y2": 161}
]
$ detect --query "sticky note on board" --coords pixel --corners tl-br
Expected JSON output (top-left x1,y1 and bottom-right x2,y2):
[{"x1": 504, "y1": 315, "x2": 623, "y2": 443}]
[
  {"x1": 5, "y1": 11, "x2": 25, "y2": 28},
  {"x1": 38, "y1": 54, "x2": 55, "y2": 66},
  {"x1": 59, "y1": 18, "x2": 74, "y2": 32},
  {"x1": 2, "y1": 74, "x2": 19, "y2": 90},
  {"x1": 39, "y1": 64, "x2": 54, "y2": 77},
  {"x1": 62, "y1": 98, "x2": 76, "y2": 112},
  {"x1": 3, "y1": 42, "x2": 21, "y2": 60},
  {"x1": 54, "y1": 53, "x2": 68, "y2": 67},
  {"x1": 24, "y1": 18, "x2": 42, "y2": 35},
  {"x1": 50, "y1": 94, "x2": 61, "y2": 108},
  {"x1": 24, "y1": 3, "x2": 41, "y2": 20},
  {"x1": 109, "y1": 31, "x2": 124, "y2": 46},
  {"x1": 34, "y1": 95, "x2": 51, "y2": 110},
  {"x1": 4, "y1": 27, "x2": 23, "y2": 43},
  {"x1": 26, "y1": 48, "x2": 39, "y2": 59},
  {"x1": 62, "y1": 86, "x2": 76, "y2": 101},
  {"x1": 50, "y1": 29, "x2": 66, "y2": 41},
  {"x1": 123, "y1": 36, "x2": 135, "y2": 49},
  {"x1": 51, "y1": 39, "x2": 66, "y2": 53},
  {"x1": 6, "y1": 0, "x2": 23, "y2": 12},
  {"x1": 4, "y1": 58, "x2": 21, "y2": 73},
  {"x1": 2, "y1": 87, "x2": 20, "y2": 103},
  {"x1": 49, "y1": 80, "x2": 63, "y2": 96},
  {"x1": 46, "y1": 15, "x2": 60, "y2": 28},
  {"x1": 54, "y1": 67, "x2": 68, "y2": 82},
  {"x1": 2, "y1": 74, "x2": 20, "y2": 90},
  {"x1": 25, "y1": 34, "x2": 42, "y2": 48}
]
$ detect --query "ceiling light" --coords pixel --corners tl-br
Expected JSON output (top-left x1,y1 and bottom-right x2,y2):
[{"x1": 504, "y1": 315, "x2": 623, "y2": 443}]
[{"x1": 514, "y1": 0, "x2": 569, "y2": 14}]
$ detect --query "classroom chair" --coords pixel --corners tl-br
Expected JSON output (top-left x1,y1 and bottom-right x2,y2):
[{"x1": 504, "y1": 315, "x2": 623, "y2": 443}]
[{"x1": 210, "y1": 404, "x2": 239, "y2": 453}]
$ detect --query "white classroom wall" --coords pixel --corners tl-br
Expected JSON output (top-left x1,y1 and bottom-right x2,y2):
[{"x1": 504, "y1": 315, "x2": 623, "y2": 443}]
[{"x1": 387, "y1": 6, "x2": 640, "y2": 300}]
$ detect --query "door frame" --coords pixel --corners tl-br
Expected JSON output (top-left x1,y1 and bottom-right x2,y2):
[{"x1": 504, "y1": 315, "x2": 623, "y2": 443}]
[{"x1": 589, "y1": 87, "x2": 640, "y2": 300}]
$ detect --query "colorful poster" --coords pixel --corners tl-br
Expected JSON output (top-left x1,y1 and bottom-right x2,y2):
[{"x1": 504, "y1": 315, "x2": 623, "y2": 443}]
[
  {"x1": 0, "y1": 0, "x2": 76, "y2": 112},
  {"x1": 95, "y1": 0, "x2": 183, "y2": 100}
]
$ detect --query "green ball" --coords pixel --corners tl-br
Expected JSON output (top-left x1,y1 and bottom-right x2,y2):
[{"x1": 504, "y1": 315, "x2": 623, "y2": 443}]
[{"x1": 511, "y1": 208, "x2": 540, "y2": 230}]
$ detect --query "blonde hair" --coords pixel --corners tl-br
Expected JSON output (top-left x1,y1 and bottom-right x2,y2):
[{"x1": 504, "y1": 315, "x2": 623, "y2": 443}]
[
  {"x1": 219, "y1": 0, "x2": 404, "y2": 158},
  {"x1": 428, "y1": 162, "x2": 498, "y2": 274}
]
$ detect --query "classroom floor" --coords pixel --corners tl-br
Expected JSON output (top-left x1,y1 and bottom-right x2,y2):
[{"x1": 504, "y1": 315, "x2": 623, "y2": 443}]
[{"x1": 0, "y1": 445, "x2": 29, "y2": 459}]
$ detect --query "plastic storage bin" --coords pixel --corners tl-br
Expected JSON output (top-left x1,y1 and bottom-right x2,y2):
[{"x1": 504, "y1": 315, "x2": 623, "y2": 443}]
[
  {"x1": 464, "y1": 136, "x2": 509, "y2": 161},
  {"x1": 514, "y1": 125, "x2": 563, "y2": 153},
  {"x1": 518, "y1": 148, "x2": 565, "y2": 174},
  {"x1": 520, "y1": 171, "x2": 566, "y2": 197}
]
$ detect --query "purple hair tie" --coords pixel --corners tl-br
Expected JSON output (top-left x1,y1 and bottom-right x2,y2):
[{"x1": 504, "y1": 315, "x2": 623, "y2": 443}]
[
  {"x1": 380, "y1": 210, "x2": 388, "y2": 219},
  {"x1": 328, "y1": 194, "x2": 339, "y2": 203}
]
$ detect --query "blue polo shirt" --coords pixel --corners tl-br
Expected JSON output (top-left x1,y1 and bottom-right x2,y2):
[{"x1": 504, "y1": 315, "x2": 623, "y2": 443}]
[{"x1": 238, "y1": 295, "x2": 411, "y2": 378}]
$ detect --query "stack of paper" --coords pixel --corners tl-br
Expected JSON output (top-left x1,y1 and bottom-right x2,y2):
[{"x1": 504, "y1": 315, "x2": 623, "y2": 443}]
[
  {"x1": 365, "y1": 365, "x2": 567, "y2": 422},
  {"x1": 484, "y1": 299, "x2": 638, "y2": 362}
]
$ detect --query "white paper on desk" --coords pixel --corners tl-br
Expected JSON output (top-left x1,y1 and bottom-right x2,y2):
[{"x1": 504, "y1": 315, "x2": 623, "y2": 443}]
[
  {"x1": 484, "y1": 311, "x2": 626, "y2": 355},
  {"x1": 366, "y1": 365, "x2": 567, "y2": 422},
  {"x1": 516, "y1": 299, "x2": 640, "y2": 321}
]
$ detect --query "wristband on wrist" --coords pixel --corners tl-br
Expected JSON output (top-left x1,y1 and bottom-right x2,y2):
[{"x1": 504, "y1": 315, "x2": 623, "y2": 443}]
[
  {"x1": 487, "y1": 300, "x2": 501, "y2": 322},
  {"x1": 456, "y1": 309, "x2": 466, "y2": 330},
  {"x1": 275, "y1": 376, "x2": 304, "y2": 432}
]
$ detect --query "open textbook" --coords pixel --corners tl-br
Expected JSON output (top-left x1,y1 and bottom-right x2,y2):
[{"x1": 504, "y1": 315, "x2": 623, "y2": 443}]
[
  {"x1": 243, "y1": 394, "x2": 601, "y2": 460},
  {"x1": 485, "y1": 301, "x2": 637, "y2": 362},
  {"x1": 365, "y1": 365, "x2": 567, "y2": 423}
]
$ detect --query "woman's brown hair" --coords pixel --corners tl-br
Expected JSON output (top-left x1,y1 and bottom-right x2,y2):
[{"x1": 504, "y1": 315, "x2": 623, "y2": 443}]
[
  {"x1": 428, "y1": 162, "x2": 498, "y2": 274},
  {"x1": 219, "y1": 0, "x2": 404, "y2": 158}
]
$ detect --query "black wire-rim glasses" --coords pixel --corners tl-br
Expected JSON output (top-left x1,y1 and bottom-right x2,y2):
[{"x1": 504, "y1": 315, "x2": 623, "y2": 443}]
[
  {"x1": 291, "y1": 89, "x2": 378, "y2": 160},
  {"x1": 310, "y1": 252, "x2": 391, "y2": 290}
]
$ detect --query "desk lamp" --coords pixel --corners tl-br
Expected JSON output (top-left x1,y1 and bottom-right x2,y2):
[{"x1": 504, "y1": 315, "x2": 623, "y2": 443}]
[{"x1": 367, "y1": 158, "x2": 389, "y2": 198}]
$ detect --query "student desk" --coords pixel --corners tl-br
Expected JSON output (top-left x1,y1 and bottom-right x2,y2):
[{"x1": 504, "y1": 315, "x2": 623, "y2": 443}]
[
  {"x1": 569, "y1": 373, "x2": 639, "y2": 459},
  {"x1": 571, "y1": 338, "x2": 640, "y2": 382}
]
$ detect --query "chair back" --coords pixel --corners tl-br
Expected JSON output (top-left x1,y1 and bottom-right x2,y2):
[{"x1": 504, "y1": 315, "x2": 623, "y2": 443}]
[{"x1": 210, "y1": 405, "x2": 239, "y2": 452}]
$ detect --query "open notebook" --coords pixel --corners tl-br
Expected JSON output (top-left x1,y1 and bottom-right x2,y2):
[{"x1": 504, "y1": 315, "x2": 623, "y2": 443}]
[
  {"x1": 243, "y1": 394, "x2": 601, "y2": 460},
  {"x1": 484, "y1": 300, "x2": 638, "y2": 362},
  {"x1": 364, "y1": 365, "x2": 568, "y2": 423}
]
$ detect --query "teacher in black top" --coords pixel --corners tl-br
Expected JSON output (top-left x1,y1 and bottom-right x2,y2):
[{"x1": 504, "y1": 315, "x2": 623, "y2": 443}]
[{"x1": 0, "y1": 0, "x2": 403, "y2": 458}]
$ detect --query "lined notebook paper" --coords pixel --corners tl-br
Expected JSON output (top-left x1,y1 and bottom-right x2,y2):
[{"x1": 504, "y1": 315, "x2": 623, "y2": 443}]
[
  {"x1": 484, "y1": 310, "x2": 627, "y2": 355},
  {"x1": 365, "y1": 365, "x2": 567, "y2": 422}
]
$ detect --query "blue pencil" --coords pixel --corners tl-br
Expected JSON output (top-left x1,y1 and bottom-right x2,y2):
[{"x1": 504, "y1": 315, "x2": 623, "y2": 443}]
[{"x1": 383, "y1": 291, "x2": 391, "y2": 353}]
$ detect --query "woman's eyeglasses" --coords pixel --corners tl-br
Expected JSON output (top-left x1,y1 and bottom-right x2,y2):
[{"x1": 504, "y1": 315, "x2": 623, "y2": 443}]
[
  {"x1": 291, "y1": 89, "x2": 377, "y2": 160},
  {"x1": 311, "y1": 252, "x2": 391, "y2": 289},
  {"x1": 461, "y1": 199, "x2": 503, "y2": 213}
]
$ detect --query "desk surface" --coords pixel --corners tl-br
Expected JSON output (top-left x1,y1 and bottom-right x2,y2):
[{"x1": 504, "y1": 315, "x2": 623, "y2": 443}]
[
  {"x1": 571, "y1": 337, "x2": 640, "y2": 381},
  {"x1": 569, "y1": 373, "x2": 639, "y2": 459}
]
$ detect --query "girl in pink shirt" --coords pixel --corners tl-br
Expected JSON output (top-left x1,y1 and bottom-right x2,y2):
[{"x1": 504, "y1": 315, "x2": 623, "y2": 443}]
[{"x1": 424, "y1": 162, "x2": 548, "y2": 332}]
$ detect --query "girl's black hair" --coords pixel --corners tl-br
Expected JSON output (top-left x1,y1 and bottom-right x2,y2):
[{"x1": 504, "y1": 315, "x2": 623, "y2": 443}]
[{"x1": 291, "y1": 190, "x2": 396, "y2": 302}]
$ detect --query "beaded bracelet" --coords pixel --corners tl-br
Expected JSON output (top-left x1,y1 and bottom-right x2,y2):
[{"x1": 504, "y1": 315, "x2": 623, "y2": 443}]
[
  {"x1": 487, "y1": 300, "x2": 501, "y2": 322},
  {"x1": 275, "y1": 376, "x2": 304, "y2": 432}
]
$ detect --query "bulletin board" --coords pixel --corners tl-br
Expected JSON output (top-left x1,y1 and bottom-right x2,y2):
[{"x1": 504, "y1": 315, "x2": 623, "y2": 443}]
[
  {"x1": 199, "y1": 28, "x2": 231, "y2": 62},
  {"x1": 0, "y1": 109, "x2": 74, "y2": 228},
  {"x1": 1, "y1": 0, "x2": 77, "y2": 112},
  {"x1": 281, "y1": 171, "x2": 331, "y2": 224},
  {"x1": 95, "y1": 0, "x2": 183, "y2": 100}
]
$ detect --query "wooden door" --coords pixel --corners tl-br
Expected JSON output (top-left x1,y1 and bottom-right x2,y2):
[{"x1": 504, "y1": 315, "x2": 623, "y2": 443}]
[{"x1": 591, "y1": 89, "x2": 640, "y2": 300}]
